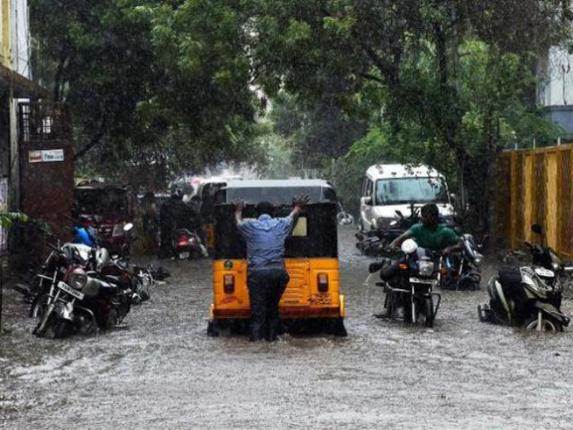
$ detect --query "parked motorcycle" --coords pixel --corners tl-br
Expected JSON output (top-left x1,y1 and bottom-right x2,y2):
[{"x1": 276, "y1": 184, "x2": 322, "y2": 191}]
[
  {"x1": 356, "y1": 204, "x2": 421, "y2": 257},
  {"x1": 20, "y1": 224, "x2": 130, "y2": 310},
  {"x1": 369, "y1": 239, "x2": 442, "y2": 327},
  {"x1": 336, "y1": 200, "x2": 354, "y2": 226},
  {"x1": 440, "y1": 233, "x2": 484, "y2": 291},
  {"x1": 478, "y1": 224, "x2": 571, "y2": 331},
  {"x1": 75, "y1": 221, "x2": 135, "y2": 260},
  {"x1": 32, "y1": 260, "x2": 133, "y2": 338},
  {"x1": 171, "y1": 228, "x2": 208, "y2": 260},
  {"x1": 15, "y1": 241, "x2": 91, "y2": 306},
  {"x1": 99, "y1": 256, "x2": 158, "y2": 304}
]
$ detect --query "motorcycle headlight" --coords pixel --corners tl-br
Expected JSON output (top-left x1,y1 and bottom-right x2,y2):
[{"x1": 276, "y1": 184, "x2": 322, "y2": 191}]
[
  {"x1": 68, "y1": 272, "x2": 88, "y2": 290},
  {"x1": 474, "y1": 254, "x2": 483, "y2": 266},
  {"x1": 552, "y1": 262, "x2": 560, "y2": 271},
  {"x1": 418, "y1": 259, "x2": 435, "y2": 277},
  {"x1": 522, "y1": 274, "x2": 540, "y2": 292},
  {"x1": 112, "y1": 223, "x2": 125, "y2": 237}
]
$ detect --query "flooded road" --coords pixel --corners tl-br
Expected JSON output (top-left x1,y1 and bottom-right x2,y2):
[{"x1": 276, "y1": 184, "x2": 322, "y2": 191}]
[{"x1": 2, "y1": 226, "x2": 573, "y2": 429}]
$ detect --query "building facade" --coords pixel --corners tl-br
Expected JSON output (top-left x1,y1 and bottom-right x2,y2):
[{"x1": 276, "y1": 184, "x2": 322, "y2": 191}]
[
  {"x1": 537, "y1": 46, "x2": 573, "y2": 138},
  {"x1": 0, "y1": 0, "x2": 44, "y2": 255}
]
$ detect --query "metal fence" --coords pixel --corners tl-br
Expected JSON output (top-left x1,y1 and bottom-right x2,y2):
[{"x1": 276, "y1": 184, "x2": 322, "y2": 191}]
[
  {"x1": 496, "y1": 145, "x2": 573, "y2": 257},
  {"x1": 18, "y1": 102, "x2": 72, "y2": 143}
]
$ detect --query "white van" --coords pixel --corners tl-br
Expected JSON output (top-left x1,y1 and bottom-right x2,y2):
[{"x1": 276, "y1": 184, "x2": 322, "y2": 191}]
[{"x1": 358, "y1": 164, "x2": 454, "y2": 231}]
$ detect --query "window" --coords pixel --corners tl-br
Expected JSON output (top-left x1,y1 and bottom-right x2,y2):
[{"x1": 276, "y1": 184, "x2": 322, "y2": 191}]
[
  {"x1": 365, "y1": 179, "x2": 373, "y2": 197},
  {"x1": 292, "y1": 217, "x2": 307, "y2": 237},
  {"x1": 375, "y1": 177, "x2": 447, "y2": 205}
]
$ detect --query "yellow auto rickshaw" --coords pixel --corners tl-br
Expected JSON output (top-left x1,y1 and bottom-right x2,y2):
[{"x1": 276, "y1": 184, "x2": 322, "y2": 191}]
[
  {"x1": 207, "y1": 179, "x2": 346, "y2": 336},
  {"x1": 197, "y1": 177, "x2": 233, "y2": 254}
]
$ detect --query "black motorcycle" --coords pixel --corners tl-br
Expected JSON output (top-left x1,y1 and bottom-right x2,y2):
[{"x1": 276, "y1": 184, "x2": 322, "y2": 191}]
[
  {"x1": 356, "y1": 205, "x2": 421, "y2": 257},
  {"x1": 440, "y1": 233, "x2": 484, "y2": 291},
  {"x1": 33, "y1": 263, "x2": 133, "y2": 338},
  {"x1": 478, "y1": 224, "x2": 571, "y2": 331},
  {"x1": 15, "y1": 242, "x2": 93, "y2": 316},
  {"x1": 369, "y1": 239, "x2": 442, "y2": 327}
]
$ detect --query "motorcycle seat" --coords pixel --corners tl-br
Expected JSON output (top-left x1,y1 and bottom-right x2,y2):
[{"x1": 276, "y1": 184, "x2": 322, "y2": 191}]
[
  {"x1": 102, "y1": 275, "x2": 122, "y2": 284},
  {"x1": 498, "y1": 269, "x2": 523, "y2": 295}
]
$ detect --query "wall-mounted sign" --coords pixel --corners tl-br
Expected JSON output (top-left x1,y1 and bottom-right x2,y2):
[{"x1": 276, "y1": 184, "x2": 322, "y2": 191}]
[{"x1": 28, "y1": 149, "x2": 65, "y2": 163}]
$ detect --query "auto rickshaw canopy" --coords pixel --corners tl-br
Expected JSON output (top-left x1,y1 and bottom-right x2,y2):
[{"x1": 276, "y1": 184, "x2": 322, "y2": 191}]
[{"x1": 213, "y1": 179, "x2": 338, "y2": 260}]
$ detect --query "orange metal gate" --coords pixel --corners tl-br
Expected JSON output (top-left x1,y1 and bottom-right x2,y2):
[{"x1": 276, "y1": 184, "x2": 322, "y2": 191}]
[{"x1": 496, "y1": 145, "x2": 573, "y2": 257}]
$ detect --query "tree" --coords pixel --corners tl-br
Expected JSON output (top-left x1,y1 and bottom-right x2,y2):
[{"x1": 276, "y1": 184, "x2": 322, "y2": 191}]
[
  {"x1": 270, "y1": 91, "x2": 367, "y2": 170},
  {"x1": 31, "y1": 0, "x2": 262, "y2": 184},
  {"x1": 248, "y1": 0, "x2": 571, "y2": 231}
]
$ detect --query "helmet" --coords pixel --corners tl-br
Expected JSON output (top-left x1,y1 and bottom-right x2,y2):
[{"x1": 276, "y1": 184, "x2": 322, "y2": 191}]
[{"x1": 170, "y1": 186, "x2": 183, "y2": 199}]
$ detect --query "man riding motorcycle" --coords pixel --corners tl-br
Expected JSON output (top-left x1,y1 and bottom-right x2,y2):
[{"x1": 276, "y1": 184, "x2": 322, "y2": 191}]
[
  {"x1": 159, "y1": 188, "x2": 188, "y2": 258},
  {"x1": 374, "y1": 203, "x2": 463, "y2": 318}
]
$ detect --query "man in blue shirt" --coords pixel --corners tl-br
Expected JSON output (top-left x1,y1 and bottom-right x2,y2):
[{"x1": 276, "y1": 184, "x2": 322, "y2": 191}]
[{"x1": 235, "y1": 196, "x2": 308, "y2": 341}]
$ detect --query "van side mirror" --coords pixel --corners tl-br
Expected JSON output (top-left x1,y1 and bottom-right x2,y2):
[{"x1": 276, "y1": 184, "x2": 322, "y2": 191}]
[{"x1": 361, "y1": 196, "x2": 372, "y2": 206}]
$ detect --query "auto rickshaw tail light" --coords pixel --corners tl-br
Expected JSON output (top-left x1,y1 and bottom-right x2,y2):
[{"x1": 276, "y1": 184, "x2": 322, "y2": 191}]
[
  {"x1": 317, "y1": 273, "x2": 329, "y2": 292},
  {"x1": 223, "y1": 274, "x2": 235, "y2": 293}
]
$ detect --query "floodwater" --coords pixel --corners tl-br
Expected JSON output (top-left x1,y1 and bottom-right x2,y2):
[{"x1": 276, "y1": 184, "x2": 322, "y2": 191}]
[{"x1": 1, "y1": 226, "x2": 573, "y2": 429}]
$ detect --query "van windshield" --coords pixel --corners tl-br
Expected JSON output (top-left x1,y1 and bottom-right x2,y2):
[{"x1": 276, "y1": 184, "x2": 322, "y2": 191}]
[{"x1": 375, "y1": 177, "x2": 448, "y2": 205}]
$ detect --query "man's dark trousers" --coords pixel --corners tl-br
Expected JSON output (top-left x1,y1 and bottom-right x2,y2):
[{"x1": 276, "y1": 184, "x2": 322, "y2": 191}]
[{"x1": 247, "y1": 268, "x2": 290, "y2": 341}]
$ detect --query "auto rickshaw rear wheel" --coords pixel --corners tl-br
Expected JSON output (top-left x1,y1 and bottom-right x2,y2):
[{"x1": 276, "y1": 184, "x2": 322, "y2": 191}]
[
  {"x1": 207, "y1": 320, "x2": 220, "y2": 337},
  {"x1": 330, "y1": 318, "x2": 348, "y2": 337}
]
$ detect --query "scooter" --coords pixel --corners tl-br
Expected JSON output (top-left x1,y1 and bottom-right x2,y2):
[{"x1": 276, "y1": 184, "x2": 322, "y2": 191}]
[
  {"x1": 172, "y1": 228, "x2": 208, "y2": 260},
  {"x1": 336, "y1": 200, "x2": 354, "y2": 226},
  {"x1": 478, "y1": 224, "x2": 571, "y2": 331}
]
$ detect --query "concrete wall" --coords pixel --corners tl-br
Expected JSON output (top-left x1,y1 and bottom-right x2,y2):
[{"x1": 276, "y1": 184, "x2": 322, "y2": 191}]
[
  {"x1": 0, "y1": 0, "x2": 11, "y2": 67},
  {"x1": 10, "y1": 0, "x2": 29, "y2": 78},
  {"x1": 538, "y1": 46, "x2": 573, "y2": 136},
  {"x1": 538, "y1": 47, "x2": 573, "y2": 106}
]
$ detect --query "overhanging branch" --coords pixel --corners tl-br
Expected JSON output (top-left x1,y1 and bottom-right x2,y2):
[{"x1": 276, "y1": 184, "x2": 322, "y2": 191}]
[{"x1": 74, "y1": 113, "x2": 108, "y2": 160}]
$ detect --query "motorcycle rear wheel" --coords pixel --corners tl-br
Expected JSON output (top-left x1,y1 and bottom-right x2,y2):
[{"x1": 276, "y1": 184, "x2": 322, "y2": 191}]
[{"x1": 524, "y1": 316, "x2": 563, "y2": 332}]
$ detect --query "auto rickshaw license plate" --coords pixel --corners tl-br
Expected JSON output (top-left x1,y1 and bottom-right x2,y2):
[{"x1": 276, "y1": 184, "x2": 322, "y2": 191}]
[{"x1": 179, "y1": 252, "x2": 190, "y2": 259}]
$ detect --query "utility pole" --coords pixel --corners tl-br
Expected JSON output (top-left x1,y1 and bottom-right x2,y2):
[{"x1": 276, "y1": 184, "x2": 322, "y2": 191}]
[{"x1": 0, "y1": 255, "x2": 3, "y2": 332}]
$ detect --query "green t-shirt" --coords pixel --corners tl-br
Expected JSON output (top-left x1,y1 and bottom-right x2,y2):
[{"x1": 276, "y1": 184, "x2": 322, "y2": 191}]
[{"x1": 407, "y1": 223, "x2": 459, "y2": 251}]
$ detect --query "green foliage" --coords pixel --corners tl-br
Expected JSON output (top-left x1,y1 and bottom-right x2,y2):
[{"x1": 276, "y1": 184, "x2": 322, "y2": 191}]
[
  {"x1": 31, "y1": 0, "x2": 262, "y2": 186},
  {"x1": 269, "y1": 90, "x2": 367, "y2": 171},
  {"x1": 249, "y1": 1, "x2": 570, "y2": 231},
  {"x1": 31, "y1": 0, "x2": 572, "y2": 230},
  {"x1": 0, "y1": 213, "x2": 29, "y2": 228}
]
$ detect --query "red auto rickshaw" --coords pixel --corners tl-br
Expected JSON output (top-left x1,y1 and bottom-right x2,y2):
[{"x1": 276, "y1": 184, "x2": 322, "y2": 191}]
[{"x1": 73, "y1": 182, "x2": 135, "y2": 254}]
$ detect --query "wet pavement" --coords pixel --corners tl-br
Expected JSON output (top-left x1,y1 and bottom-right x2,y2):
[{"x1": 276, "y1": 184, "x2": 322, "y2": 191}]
[{"x1": 1, "y1": 226, "x2": 573, "y2": 429}]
